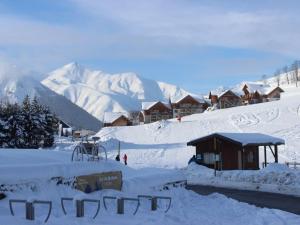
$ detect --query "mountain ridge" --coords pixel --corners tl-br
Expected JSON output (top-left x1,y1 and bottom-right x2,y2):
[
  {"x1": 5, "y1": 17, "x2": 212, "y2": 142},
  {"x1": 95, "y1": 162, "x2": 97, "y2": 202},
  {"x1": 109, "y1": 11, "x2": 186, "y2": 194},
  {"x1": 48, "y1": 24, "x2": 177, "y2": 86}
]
[{"x1": 42, "y1": 62, "x2": 195, "y2": 120}]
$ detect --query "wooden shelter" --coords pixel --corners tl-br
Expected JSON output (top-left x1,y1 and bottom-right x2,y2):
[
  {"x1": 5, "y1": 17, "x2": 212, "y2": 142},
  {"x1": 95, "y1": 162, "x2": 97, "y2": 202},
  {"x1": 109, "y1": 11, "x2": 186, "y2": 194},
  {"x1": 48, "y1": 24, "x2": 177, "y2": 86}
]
[{"x1": 187, "y1": 133, "x2": 285, "y2": 170}]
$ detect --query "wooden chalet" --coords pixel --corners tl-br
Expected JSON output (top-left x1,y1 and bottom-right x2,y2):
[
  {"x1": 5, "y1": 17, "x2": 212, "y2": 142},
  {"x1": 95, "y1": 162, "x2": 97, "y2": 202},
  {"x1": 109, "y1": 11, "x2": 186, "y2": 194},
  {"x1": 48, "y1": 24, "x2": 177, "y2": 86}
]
[
  {"x1": 187, "y1": 133, "x2": 285, "y2": 170},
  {"x1": 103, "y1": 112, "x2": 131, "y2": 127},
  {"x1": 171, "y1": 95, "x2": 208, "y2": 118},
  {"x1": 140, "y1": 101, "x2": 172, "y2": 124},
  {"x1": 59, "y1": 120, "x2": 73, "y2": 137},
  {"x1": 209, "y1": 90, "x2": 242, "y2": 109},
  {"x1": 239, "y1": 82, "x2": 284, "y2": 104}
]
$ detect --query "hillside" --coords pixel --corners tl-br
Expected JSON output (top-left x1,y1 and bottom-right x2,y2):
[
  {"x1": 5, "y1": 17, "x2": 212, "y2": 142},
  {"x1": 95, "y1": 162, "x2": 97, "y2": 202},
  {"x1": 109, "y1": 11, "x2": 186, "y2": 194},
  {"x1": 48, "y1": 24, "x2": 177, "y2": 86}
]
[
  {"x1": 97, "y1": 86, "x2": 300, "y2": 168},
  {"x1": 42, "y1": 62, "x2": 194, "y2": 120},
  {"x1": 0, "y1": 73, "x2": 102, "y2": 131}
]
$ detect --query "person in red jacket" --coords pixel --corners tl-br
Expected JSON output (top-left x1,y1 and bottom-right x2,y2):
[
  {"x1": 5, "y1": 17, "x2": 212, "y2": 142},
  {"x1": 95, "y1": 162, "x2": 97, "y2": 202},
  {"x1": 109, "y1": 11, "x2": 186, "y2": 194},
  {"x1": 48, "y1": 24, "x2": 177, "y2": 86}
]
[{"x1": 123, "y1": 154, "x2": 128, "y2": 165}]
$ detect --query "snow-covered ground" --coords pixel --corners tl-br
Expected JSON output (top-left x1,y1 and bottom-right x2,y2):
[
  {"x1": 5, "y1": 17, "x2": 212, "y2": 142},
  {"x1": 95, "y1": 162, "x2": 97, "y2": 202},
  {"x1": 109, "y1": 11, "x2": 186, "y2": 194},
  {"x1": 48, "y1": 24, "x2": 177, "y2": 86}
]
[{"x1": 1, "y1": 148, "x2": 300, "y2": 225}]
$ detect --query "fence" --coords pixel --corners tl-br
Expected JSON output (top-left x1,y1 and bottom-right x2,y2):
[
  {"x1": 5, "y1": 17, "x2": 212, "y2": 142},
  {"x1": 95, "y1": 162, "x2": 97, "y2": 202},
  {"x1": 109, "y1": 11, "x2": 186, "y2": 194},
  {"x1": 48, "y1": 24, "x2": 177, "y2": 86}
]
[{"x1": 8, "y1": 194, "x2": 172, "y2": 222}]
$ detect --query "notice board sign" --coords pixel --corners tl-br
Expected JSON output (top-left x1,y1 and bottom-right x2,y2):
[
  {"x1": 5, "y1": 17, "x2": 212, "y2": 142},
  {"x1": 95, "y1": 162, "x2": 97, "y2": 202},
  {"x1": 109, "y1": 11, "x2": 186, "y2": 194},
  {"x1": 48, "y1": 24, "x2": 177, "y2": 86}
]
[{"x1": 76, "y1": 171, "x2": 122, "y2": 193}]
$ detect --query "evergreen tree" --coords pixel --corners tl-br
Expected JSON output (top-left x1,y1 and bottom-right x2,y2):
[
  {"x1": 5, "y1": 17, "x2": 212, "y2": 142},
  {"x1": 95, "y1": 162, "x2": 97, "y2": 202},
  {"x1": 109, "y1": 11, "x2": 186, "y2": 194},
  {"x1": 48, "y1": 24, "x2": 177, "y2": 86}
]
[{"x1": 0, "y1": 95, "x2": 58, "y2": 149}]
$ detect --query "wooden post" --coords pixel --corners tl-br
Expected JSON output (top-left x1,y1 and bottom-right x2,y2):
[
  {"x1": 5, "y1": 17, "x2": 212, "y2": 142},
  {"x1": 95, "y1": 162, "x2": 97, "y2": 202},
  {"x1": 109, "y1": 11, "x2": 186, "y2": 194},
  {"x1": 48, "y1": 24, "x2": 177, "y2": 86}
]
[
  {"x1": 117, "y1": 198, "x2": 124, "y2": 214},
  {"x1": 25, "y1": 202, "x2": 34, "y2": 220},
  {"x1": 264, "y1": 146, "x2": 267, "y2": 167},
  {"x1": 274, "y1": 145, "x2": 278, "y2": 163},
  {"x1": 76, "y1": 200, "x2": 84, "y2": 217},
  {"x1": 151, "y1": 197, "x2": 158, "y2": 211}
]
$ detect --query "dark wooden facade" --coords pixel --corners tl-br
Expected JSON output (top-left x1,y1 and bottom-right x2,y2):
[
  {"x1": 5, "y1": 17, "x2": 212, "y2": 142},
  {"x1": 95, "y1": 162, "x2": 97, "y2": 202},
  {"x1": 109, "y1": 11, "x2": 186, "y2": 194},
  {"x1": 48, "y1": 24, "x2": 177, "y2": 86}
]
[
  {"x1": 190, "y1": 137, "x2": 259, "y2": 170},
  {"x1": 142, "y1": 102, "x2": 173, "y2": 124},
  {"x1": 104, "y1": 115, "x2": 131, "y2": 127},
  {"x1": 209, "y1": 90, "x2": 242, "y2": 109}
]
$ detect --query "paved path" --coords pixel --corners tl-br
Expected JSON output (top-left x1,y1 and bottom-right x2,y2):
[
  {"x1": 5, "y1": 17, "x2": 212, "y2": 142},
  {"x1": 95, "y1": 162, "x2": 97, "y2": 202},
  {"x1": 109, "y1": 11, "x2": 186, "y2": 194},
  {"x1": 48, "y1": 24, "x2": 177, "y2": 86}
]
[{"x1": 186, "y1": 185, "x2": 300, "y2": 215}]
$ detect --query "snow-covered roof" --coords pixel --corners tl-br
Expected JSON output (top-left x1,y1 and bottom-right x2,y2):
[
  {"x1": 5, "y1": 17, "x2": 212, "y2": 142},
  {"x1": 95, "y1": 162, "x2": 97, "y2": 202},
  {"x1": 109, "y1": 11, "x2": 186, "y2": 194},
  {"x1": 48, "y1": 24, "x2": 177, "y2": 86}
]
[
  {"x1": 172, "y1": 94, "x2": 205, "y2": 104},
  {"x1": 103, "y1": 112, "x2": 128, "y2": 124},
  {"x1": 210, "y1": 89, "x2": 240, "y2": 98},
  {"x1": 141, "y1": 101, "x2": 170, "y2": 110},
  {"x1": 233, "y1": 82, "x2": 278, "y2": 96},
  {"x1": 187, "y1": 132, "x2": 285, "y2": 147}
]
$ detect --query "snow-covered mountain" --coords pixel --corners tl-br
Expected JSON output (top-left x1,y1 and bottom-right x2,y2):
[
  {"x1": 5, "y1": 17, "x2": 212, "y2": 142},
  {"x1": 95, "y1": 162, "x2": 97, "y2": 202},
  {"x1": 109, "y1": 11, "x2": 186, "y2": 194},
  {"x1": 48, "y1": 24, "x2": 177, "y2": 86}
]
[
  {"x1": 42, "y1": 62, "x2": 193, "y2": 120},
  {"x1": 0, "y1": 72, "x2": 102, "y2": 131}
]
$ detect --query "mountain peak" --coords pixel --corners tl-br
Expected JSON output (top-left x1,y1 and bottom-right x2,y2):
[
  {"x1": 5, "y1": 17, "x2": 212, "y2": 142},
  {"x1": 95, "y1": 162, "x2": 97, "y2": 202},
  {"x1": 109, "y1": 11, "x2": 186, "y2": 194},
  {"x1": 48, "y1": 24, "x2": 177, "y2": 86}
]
[
  {"x1": 62, "y1": 62, "x2": 84, "y2": 71},
  {"x1": 42, "y1": 63, "x2": 193, "y2": 120}
]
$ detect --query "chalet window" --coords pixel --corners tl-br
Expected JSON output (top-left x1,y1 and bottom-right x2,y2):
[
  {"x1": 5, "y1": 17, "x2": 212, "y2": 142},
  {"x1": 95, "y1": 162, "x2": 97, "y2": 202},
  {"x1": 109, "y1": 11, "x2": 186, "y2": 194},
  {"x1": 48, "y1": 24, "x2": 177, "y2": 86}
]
[
  {"x1": 247, "y1": 151, "x2": 254, "y2": 163},
  {"x1": 203, "y1": 153, "x2": 215, "y2": 164},
  {"x1": 196, "y1": 154, "x2": 202, "y2": 160}
]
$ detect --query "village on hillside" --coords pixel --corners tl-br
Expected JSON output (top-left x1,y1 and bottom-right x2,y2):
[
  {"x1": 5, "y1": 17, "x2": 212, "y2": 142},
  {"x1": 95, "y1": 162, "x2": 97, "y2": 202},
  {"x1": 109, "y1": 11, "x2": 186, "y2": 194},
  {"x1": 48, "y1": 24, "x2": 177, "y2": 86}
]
[{"x1": 100, "y1": 81, "x2": 284, "y2": 128}]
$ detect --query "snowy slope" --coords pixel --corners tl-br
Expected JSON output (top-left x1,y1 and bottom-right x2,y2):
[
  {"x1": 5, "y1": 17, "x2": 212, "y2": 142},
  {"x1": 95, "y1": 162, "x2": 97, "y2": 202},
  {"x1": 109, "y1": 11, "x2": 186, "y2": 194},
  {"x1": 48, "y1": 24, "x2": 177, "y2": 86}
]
[
  {"x1": 97, "y1": 86, "x2": 300, "y2": 168},
  {"x1": 0, "y1": 73, "x2": 102, "y2": 131},
  {"x1": 42, "y1": 62, "x2": 193, "y2": 120}
]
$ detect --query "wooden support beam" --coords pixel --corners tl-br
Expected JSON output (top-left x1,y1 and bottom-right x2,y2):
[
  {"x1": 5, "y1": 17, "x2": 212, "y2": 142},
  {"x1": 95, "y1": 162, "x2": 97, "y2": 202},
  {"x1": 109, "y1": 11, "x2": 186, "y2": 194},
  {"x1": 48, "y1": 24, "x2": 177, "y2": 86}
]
[
  {"x1": 264, "y1": 146, "x2": 267, "y2": 168},
  {"x1": 242, "y1": 148, "x2": 244, "y2": 170},
  {"x1": 274, "y1": 145, "x2": 278, "y2": 163},
  {"x1": 268, "y1": 145, "x2": 275, "y2": 158}
]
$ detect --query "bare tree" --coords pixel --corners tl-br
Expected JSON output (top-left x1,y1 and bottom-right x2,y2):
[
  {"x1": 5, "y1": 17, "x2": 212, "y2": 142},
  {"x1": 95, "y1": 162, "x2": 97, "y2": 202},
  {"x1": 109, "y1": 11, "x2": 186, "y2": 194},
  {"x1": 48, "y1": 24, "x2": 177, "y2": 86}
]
[
  {"x1": 274, "y1": 69, "x2": 281, "y2": 87},
  {"x1": 291, "y1": 61, "x2": 299, "y2": 87},
  {"x1": 128, "y1": 111, "x2": 141, "y2": 125},
  {"x1": 282, "y1": 65, "x2": 289, "y2": 85}
]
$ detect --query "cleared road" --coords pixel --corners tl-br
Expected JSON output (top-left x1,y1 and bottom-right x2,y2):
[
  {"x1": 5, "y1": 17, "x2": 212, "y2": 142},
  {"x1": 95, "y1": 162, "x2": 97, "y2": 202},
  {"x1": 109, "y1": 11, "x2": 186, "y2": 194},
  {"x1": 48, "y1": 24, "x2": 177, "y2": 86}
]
[{"x1": 187, "y1": 185, "x2": 300, "y2": 215}]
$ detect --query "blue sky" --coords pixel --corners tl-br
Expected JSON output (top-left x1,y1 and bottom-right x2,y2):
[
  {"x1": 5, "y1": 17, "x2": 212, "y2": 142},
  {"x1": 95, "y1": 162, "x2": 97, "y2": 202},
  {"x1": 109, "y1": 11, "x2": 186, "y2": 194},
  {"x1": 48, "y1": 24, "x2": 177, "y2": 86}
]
[{"x1": 0, "y1": 0, "x2": 299, "y2": 94}]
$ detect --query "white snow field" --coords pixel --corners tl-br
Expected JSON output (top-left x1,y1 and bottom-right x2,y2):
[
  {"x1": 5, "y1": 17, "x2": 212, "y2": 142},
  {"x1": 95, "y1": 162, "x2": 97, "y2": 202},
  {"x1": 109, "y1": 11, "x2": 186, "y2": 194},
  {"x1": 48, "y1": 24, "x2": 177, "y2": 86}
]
[{"x1": 1, "y1": 148, "x2": 300, "y2": 225}]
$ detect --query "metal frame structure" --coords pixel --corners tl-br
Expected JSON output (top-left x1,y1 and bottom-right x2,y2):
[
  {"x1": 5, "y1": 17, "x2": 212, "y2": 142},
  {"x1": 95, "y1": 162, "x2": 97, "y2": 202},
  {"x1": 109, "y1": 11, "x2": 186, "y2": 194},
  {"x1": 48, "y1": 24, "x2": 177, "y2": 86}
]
[
  {"x1": 71, "y1": 136, "x2": 107, "y2": 162},
  {"x1": 138, "y1": 195, "x2": 172, "y2": 212},
  {"x1": 60, "y1": 197, "x2": 100, "y2": 219},
  {"x1": 9, "y1": 199, "x2": 52, "y2": 223},
  {"x1": 103, "y1": 196, "x2": 140, "y2": 215}
]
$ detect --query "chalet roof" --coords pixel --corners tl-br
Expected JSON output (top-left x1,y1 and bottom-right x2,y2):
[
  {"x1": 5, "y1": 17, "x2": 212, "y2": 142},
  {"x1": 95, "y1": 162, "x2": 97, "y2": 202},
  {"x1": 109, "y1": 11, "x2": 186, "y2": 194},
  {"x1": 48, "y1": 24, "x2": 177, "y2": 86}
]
[
  {"x1": 103, "y1": 112, "x2": 128, "y2": 124},
  {"x1": 171, "y1": 94, "x2": 205, "y2": 104},
  {"x1": 187, "y1": 132, "x2": 285, "y2": 147},
  {"x1": 141, "y1": 101, "x2": 170, "y2": 110},
  {"x1": 59, "y1": 119, "x2": 72, "y2": 128}
]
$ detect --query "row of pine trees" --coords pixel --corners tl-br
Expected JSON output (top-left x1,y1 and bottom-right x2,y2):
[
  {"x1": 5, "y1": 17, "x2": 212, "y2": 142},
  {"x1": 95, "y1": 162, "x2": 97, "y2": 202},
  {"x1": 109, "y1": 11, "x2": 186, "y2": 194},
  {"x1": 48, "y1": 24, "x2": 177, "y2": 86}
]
[{"x1": 0, "y1": 95, "x2": 58, "y2": 149}]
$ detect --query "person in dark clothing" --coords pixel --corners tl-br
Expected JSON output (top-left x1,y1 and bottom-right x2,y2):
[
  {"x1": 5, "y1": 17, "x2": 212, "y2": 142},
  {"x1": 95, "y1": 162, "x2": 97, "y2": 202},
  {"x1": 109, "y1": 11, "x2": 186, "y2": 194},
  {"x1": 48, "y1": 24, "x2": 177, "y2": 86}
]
[
  {"x1": 188, "y1": 155, "x2": 196, "y2": 164},
  {"x1": 0, "y1": 193, "x2": 6, "y2": 200},
  {"x1": 123, "y1": 154, "x2": 128, "y2": 165},
  {"x1": 115, "y1": 154, "x2": 120, "y2": 161}
]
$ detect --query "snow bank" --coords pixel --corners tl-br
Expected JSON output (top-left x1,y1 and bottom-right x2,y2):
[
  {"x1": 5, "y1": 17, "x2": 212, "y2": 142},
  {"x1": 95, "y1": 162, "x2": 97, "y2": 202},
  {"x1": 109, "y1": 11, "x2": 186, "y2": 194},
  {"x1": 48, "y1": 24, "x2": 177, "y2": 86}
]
[{"x1": 186, "y1": 163, "x2": 300, "y2": 196}]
